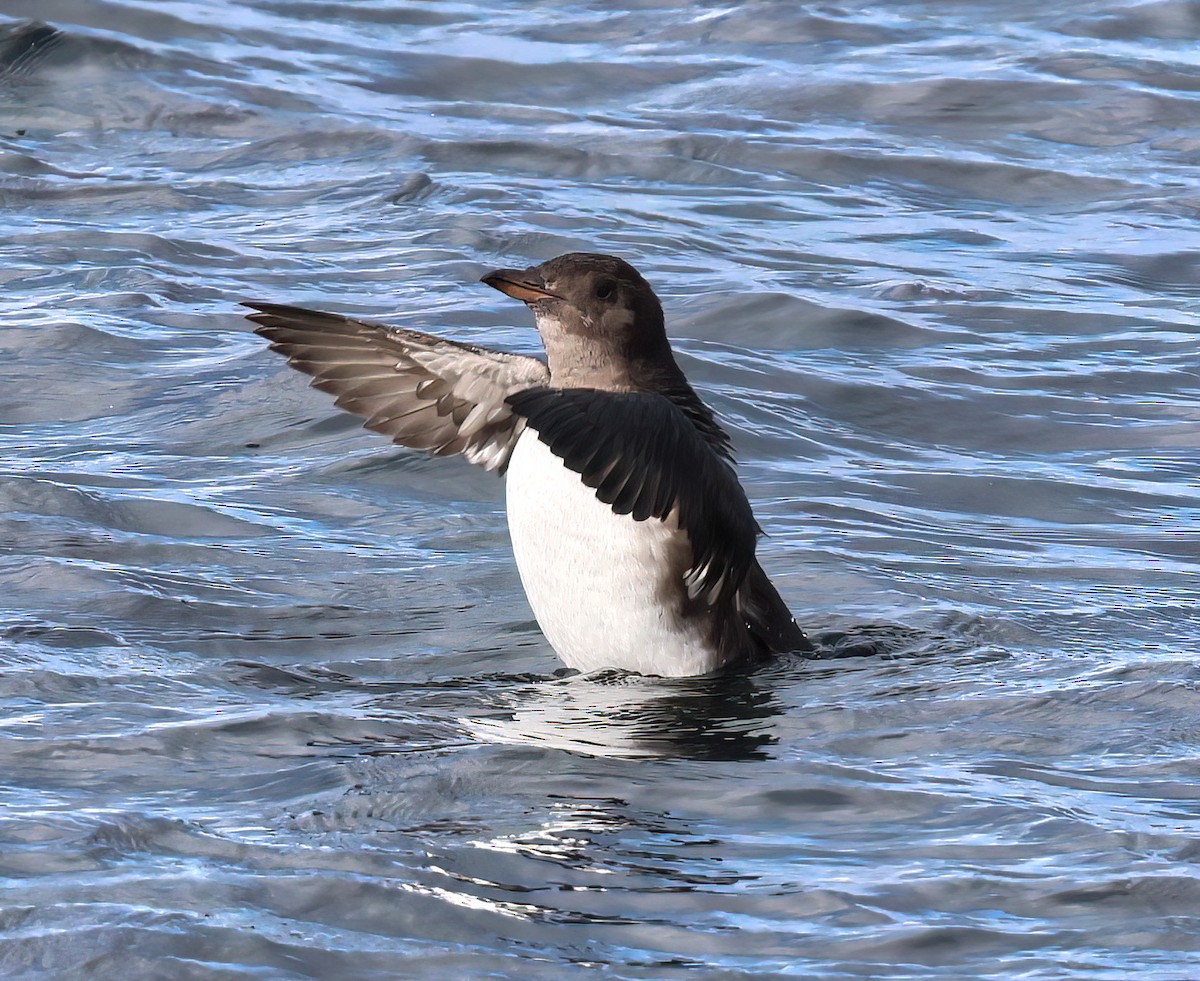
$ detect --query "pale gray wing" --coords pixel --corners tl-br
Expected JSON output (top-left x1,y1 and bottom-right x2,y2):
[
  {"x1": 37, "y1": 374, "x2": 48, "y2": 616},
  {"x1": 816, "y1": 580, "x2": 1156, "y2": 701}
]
[{"x1": 245, "y1": 302, "x2": 549, "y2": 472}]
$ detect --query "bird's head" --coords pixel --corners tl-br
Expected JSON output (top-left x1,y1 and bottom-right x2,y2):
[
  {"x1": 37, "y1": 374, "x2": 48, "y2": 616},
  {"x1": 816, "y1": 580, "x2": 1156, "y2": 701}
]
[{"x1": 482, "y1": 252, "x2": 674, "y2": 389}]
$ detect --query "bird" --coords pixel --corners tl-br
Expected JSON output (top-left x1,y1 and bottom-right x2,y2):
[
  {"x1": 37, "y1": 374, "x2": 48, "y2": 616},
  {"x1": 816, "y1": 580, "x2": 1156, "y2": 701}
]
[{"x1": 245, "y1": 252, "x2": 812, "y2": 677}]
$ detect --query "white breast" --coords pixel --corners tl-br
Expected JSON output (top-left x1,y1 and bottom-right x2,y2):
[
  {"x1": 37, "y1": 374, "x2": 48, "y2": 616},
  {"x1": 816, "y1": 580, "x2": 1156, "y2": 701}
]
[{"x1": 505, "y1": 431, "x2": 722, "y2": 677}]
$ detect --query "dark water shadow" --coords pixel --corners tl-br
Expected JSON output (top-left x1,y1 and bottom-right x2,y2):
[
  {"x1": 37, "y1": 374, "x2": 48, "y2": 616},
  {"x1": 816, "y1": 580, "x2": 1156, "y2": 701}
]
[
  {"x1": 0, "y1": 21, "x2": 64, "y2": 79},
  {"x1": 807, "y1": 621, "x2": 987, "y2": 661}
]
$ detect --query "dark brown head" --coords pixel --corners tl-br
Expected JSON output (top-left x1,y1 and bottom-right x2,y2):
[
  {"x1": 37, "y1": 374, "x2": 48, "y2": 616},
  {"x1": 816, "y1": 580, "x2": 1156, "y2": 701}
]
[{"x1": 482, "y1": 252, "x2": 679, "y2": 390}]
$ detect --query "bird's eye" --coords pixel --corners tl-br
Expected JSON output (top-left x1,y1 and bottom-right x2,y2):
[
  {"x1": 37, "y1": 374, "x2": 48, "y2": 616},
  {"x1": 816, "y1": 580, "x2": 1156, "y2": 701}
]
[{"x1": 594, "y1": 281, "x2": 615, "y2": 301}]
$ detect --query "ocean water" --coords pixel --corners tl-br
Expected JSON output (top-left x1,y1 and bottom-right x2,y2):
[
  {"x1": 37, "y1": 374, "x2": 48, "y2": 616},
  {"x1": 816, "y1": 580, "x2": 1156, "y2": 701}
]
[{"x1": 2, "y1": 1, "x2": 1199, "y2": 977}]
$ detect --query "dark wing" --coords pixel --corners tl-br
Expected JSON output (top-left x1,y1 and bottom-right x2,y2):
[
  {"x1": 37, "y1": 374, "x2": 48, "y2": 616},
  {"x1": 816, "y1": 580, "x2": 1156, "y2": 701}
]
[
  {"x1": 507, "y1": 387, "x2": 811, "y2": 660},
  {"x1": 506, "y1": 387, "x2": 758, "y2": 606},
  {"x1": 656, "y1": 378, "x2": 735, "y2": 463},
  {"x1": 246, "y1": 302, "x2": 549, "y2": 472},
  {"x1": 741, "y1": 561, "x2": 813, "y2": 655}
]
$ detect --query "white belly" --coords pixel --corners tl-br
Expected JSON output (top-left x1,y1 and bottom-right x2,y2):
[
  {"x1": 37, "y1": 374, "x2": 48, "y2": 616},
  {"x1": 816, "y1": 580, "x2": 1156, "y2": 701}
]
[{"x1": 505, "y1": 431, "x2": 721, "y2": 677}]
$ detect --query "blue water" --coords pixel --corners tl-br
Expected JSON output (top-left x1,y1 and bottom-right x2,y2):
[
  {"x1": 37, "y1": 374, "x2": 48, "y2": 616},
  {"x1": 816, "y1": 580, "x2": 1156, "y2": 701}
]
[{"x1": 2, "y1": 1, "x2": 1199, "y2": 977}]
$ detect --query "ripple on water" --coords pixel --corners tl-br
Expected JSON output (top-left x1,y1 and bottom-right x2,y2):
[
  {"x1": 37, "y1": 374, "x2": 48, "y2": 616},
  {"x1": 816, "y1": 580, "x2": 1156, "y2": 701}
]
[{"x1": 2, "y1": 0, "x2": 1200, "y2": 977}]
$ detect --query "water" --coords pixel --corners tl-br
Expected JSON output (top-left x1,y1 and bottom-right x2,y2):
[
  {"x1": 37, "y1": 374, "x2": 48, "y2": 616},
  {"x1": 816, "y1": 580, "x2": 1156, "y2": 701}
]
[{"x1": 2, "y1": 1, "x2": 1199, "y2": 977}]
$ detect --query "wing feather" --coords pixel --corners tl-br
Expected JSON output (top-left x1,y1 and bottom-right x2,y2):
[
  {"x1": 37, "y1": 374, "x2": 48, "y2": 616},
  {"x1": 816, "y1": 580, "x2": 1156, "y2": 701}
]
[{"x1": 245, "y1": 302, "x2": 549, "y2": 472}]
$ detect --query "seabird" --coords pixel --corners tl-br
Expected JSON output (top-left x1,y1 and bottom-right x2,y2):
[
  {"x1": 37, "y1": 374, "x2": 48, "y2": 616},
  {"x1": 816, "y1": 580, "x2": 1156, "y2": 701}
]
[{"x1": 245, "y1": 252, "x2": 812, "y2": 677}]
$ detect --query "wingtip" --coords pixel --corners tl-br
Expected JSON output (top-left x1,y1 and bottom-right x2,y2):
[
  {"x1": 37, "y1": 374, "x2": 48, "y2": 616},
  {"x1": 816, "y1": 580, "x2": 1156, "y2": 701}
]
[
  {"x1": 241, "y1": 300, "x2": 286, "y2": 318},
  {"x1": 241, "y1": 301, "x2": 295, "y2": 334},
  {"x1": 241, "y1": 301, "x2": 272, "y2": 327}
]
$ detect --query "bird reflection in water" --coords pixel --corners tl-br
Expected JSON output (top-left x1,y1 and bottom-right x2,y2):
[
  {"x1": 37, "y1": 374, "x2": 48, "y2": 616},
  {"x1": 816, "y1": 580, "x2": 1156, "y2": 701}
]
[
  {"x1": 463, "y1": 620, "x2": 941, "y2": 759},
  {"x1": 467, "y1": 668, "x2": 783, "y2": 761}
]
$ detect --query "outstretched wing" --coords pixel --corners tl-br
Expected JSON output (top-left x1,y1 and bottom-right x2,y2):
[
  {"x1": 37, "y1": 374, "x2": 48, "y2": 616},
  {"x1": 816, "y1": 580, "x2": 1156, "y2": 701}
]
[{"x1": 246, "y1": 302, "x2": 549, "y2": 472}]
